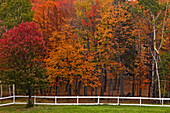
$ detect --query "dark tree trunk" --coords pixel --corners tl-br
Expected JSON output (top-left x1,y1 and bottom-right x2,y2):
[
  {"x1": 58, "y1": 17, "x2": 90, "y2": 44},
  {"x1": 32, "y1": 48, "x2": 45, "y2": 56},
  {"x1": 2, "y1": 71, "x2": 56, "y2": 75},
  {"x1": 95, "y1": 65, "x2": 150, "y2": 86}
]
[
  {"x1": 109, "y1": 78, "x2": 112, "y2": 95},
  {"x1": 139, "y1": 81, "x2": 142, "y2": 97},
  {"x1": 114, "y1": 75, "x2": 117, "y2": 91},
  {"x1": 55, "y1": 86, "x2": 58, "y2": 96},
  {"x1": 148, "y1": 80, "x2": 151, "y2": 97},
  {"x1": 75, "y1": 78, "x2": 78, "y2": 95},
  {"x1": 48, "y1": 86, "x2": 52, "y2": 95},
  {"x1": 100, "y1": 73, "x2": 104, "y2": 96},
  {"x1": 27, "y1": 87, "x2": 33, "y2": 108},
  {"x1": 132, "y1": 74, "x2": 135, "y2": 96},
  {"x1": 40, "y1": 87, "x2": 43, "y2": 95},
  {"x1": 67, "y1": 81, "x2": 71, "y2": 96},
  {"x1": 104, "y1": 64, "x2": 107, "y2": 92},
  {"x1": 44, "y1": 88, "x2": 46, "y2": 96},
  {"x1": 117, "y1": 77, "x2": 120, "y2": 94},
  {"x1": 84, "y1": 86, "x2": 87, "y2": 96},
  {"x1": 137, "y1": 82, "x2": 139, "y2": 97},
  {"x1": 120, "y1": 73, "x2": 124, "y2": 96},
  {"x1": 91, "y1": 87, "x2": 93, "y2": 96},
  {"x1": 111, "y1": 78, "x2": 115, "y2": 96},
  {"x1": 95, "y1": 87, "x2": 97, "y2": 96},
  {"x1": 78, "y1": 81, "x2": 81, "y2": 94},
  {"x1": 107, "y1": 78, "x2": 112, "y2": 102},
  {"x1": 65, "y1": 82, "x2": 69, "y2": 92}
]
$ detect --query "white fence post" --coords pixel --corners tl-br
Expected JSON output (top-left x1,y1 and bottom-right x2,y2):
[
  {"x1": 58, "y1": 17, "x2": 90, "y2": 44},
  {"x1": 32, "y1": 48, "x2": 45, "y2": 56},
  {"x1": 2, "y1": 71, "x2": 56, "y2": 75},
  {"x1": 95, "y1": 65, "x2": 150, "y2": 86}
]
[
  {"x1": 34, "y1": 95, "x2": 36, "y2": 104},
  {"x1": 140, "y1": 97, "x2": 142, "y2": 106},
  {"x1": 0, "y1": 81, "x2": 2, "y2": 97},
  {"x1": 117, "y1": 96, "x2": 119, "y2": 105},
  {"x1": 13, "y1": 84, "x2": 15, "y2": 104},
  {"x1": 162, "y1": 98, "x2": 163, "y2": 106},
  {"x1": 98, "y1": 96, "x2": 100, "y2": 104},
  {"x1": 77, "y1": 96, "x2": 79, "y2": 105},
  {"x1": 55, "y1": 96, "x2": 57, "y2": 105}
]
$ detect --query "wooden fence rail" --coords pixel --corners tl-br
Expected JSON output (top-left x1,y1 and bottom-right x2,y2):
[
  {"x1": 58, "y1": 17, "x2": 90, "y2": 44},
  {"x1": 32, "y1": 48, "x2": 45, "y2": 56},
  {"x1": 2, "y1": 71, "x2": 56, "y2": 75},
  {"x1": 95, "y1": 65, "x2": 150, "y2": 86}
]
[{"x1": 1, "y1": 95, "x2": 170, "y2": 107}]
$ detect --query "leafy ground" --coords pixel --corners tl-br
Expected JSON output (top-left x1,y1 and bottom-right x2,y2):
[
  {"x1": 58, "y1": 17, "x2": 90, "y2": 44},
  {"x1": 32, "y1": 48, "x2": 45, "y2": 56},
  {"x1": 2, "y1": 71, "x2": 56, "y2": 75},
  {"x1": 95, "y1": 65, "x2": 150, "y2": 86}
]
[{"x1": 0, "y1": 105, "x2": 169, "y2": 113}]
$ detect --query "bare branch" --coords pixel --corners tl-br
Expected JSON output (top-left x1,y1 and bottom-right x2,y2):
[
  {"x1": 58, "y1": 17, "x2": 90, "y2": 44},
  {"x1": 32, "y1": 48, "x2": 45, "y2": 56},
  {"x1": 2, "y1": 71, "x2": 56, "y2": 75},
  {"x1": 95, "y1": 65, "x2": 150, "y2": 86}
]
[
  {"x1": 158, "y1": 0, "x2": 169, "y2": 51},
  {"x1": 155, "y1": 11, "x2": 162, "y2": 20}
]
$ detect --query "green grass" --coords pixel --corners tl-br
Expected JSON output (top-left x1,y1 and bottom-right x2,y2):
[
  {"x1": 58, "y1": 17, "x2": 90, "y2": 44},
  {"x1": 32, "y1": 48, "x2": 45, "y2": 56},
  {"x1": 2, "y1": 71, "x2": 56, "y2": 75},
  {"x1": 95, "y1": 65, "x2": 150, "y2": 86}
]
[{"x1": 0, "y1": 105, "x2": 169, "y2": 113}]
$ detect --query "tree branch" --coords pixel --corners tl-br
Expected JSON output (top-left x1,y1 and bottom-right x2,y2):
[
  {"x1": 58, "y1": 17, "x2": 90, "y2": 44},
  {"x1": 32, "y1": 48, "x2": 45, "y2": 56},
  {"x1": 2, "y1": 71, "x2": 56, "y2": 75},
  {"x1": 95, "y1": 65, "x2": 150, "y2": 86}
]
[{"x1": 158, "y1": 0, "x2": 169, "y2": 51}]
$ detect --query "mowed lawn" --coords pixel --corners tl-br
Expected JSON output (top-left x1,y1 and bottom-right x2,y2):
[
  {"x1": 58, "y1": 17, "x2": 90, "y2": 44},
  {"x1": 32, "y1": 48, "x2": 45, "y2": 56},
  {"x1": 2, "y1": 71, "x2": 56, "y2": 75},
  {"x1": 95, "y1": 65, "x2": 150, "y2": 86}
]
[{"x1": 0, "y1": 105, "x2": 170, "y2": 113}]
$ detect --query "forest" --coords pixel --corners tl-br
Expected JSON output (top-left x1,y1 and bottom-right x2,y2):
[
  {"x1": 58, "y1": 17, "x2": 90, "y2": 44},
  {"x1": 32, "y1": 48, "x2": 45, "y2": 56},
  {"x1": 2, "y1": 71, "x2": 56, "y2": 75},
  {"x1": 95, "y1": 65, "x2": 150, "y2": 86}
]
[{"x1": 0, "y1": 0, "x2": 169, "y2": 107}]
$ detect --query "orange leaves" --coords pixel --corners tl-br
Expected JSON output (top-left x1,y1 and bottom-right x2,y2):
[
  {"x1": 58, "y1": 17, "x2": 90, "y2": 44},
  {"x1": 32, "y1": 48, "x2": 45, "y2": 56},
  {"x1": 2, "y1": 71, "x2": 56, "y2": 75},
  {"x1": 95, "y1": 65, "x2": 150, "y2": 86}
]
[
  {"x1": 95, "y1": 2, "x2": 133, "y2": 78},
  {"x1": 33, "y1": 0, "x2": 73, "y2": 43},
  {"x1": 45, "y1": 22, "x2": 99, "y2": 87}
]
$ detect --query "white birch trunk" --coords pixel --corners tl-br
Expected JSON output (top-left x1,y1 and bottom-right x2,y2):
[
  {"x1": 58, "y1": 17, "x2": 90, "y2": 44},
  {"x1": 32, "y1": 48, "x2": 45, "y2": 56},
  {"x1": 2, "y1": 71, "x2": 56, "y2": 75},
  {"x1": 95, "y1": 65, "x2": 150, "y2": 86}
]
[{"x1": 9, "y1": 85, "x2": 11, "y2": 96}]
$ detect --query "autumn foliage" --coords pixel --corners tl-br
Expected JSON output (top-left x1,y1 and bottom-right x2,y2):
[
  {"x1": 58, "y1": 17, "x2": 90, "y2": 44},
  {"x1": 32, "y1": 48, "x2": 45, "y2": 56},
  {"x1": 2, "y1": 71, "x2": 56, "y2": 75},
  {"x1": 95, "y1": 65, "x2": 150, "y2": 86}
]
[{"x1": 0, "y1": 0, "x2": 169, "y2": 99}]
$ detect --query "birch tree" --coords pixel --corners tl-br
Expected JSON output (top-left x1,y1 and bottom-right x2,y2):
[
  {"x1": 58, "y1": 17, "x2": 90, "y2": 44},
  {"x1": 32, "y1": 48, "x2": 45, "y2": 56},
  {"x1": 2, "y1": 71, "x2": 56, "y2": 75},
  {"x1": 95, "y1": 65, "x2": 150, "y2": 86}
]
[{"x1": 133, "y1": 0, "x2": 169, "y2": 98}]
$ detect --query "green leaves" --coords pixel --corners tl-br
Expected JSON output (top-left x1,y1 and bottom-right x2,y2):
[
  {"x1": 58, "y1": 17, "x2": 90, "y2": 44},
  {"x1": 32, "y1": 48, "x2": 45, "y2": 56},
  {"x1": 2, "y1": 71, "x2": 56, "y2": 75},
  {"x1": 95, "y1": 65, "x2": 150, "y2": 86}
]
[{"x1": 0, "y1": 0, "x2": 33, "y2": 30}]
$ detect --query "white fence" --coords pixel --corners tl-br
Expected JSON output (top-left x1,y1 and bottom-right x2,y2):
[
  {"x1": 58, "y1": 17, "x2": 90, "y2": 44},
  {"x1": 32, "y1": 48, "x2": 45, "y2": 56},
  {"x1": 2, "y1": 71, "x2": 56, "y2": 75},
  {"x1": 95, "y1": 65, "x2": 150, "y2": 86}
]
[
  {"x1": 1, "y1": 95, "x2": 170, "y2": 107},
  {"x1": 0, "y1": 84, "x2": 170, "y2": 107}
]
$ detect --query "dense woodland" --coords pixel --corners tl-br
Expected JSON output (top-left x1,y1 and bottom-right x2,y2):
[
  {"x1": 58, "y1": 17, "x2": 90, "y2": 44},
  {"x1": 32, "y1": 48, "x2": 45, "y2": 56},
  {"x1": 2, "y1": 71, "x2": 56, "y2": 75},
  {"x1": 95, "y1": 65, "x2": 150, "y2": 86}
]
[{"x1": 0, "y1": 0, "x2": 169, "y2": 106}]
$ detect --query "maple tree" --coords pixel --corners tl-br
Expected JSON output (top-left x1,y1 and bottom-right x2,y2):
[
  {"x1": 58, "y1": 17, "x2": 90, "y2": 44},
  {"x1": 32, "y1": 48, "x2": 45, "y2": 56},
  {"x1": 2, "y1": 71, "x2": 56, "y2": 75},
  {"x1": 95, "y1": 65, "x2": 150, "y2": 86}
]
[
  {"x1": 33, "y1": 0, "x2": 75, "y2": 42},
  {"x1": 1, "y1": 0, "x2": 169, "y2": 99},
  {"x1": 0, "y1": 21, "x2": 47, "y2": 107},
  {"x1": 95, "y1": 0, "x2": 134, "y2": 96},
  {"x1": 45, "y1": 24, "x2": 100, "y2": 96},
  {"x1": 75, "y1": 0, "x2": 103, "y2": 96}
]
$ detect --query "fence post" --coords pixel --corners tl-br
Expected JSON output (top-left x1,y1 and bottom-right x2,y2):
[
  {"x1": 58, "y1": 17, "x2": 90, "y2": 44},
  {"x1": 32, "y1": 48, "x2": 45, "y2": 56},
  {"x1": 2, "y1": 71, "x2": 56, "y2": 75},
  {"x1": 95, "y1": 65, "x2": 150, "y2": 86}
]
[
  {"x1": 98, "y1": 96, "x2": 100, "y2": 105},
  {"x1": 77, "y1": 96, "x2": 79, "y2": 105},
  {"x1": 140, "y1": 97, "x2": 142, "y2": 106},
  {"x1": 34, "y1": 95, "x2": 36, "y2": 104},
  {"x1": 162, "y1": 98, "x2": 163, "y2": 106},
  {"x1": 0, "y1": 81, "x2": 3, "y2": 97},
  {"x1": 117, "y1": 96, "x2": 119, "y2": 105},
  {"x1": 55, "y1": 96, "x2": 57, "y2": 105},
  {"x1": 13, "y1": 84, "x2": 15, "y2": 104}
]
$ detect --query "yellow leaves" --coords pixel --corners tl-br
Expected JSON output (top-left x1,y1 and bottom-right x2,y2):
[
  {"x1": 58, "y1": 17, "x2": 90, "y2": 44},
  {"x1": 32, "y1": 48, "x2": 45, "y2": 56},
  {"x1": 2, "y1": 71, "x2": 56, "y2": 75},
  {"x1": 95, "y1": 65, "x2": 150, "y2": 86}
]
[{"x1": 44, "y1": 21, "x2": 101, "y2": 87}]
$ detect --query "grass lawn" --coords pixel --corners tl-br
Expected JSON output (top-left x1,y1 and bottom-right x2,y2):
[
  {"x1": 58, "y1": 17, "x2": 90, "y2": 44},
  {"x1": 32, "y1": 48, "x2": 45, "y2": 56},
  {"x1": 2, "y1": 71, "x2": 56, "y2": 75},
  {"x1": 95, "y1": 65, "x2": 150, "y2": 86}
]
[{"x1": 0, "y1": 105, "x2": 169, "y2": 113}]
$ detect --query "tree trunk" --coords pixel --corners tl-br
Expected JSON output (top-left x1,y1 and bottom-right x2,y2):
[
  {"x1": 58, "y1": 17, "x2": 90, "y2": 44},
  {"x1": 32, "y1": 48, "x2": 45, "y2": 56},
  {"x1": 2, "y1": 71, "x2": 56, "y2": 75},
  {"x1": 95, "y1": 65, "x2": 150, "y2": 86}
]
[
  {"x1": 44, "y1": 88, "x2": 46, "y2": 96},
  {"x1": 55, "y1": 86, "x2": 58, "y2": 96},
  {"x1": 48, "y1": 86, "x2": 52, "y2": 95},
  {"x1": 104, "y1": 64, "x2": 107, "y2": 92},
  {"x1": 95, "y1": 87, "x2": 97, "y2": 96},
  {"x1": 120, "y1": 72, "x2": 124, "y2": 96},
  {"x1": 100, "y1": 73, "x2": 104, "y2": 96},
  {"x1": 91, "y1": 87, "x2": 93, "y2": 96},
  {"x1": 139, "y1": 80, "x2": 142, "y2": 97},
  {"x1": 40, "y1": 87, "x2": 43, "y2": 95},
  {"x1": 132, "y1": 74, "x2": 135, "y2": 97},
  {"x1": 75, "y1": 78, "x2": 78, "y2": 95},
  {"x1": 67, "y1": 81, "x2": 71, "y2": 96},
  {"x1": 27, "y1": 87, "x2": 33, "y2": 108},
  {"x1": 78, "y1": 81, "x2": 81, "y2": 94},
  {"x1": 107, "y1": 78, "x2": 112, "y2": 102},
  {"x1": 111, "y1": 78, "x2": 114, "y2": 96},
  {"x1": 155, "y1": 59, "x2": 161, "y2": 98},
  {"x1": 152, "y1": 58, "x2": 155, "y2": 97},
  {"x1": 84, "y1": 86, "x2": 87, "y2": 96},
  {"x1": 148, "y1": 73, "x2": 152, "y2": 97},
  {"x1": 117, "y1": 77, "x2": 120, "y2": 94}
]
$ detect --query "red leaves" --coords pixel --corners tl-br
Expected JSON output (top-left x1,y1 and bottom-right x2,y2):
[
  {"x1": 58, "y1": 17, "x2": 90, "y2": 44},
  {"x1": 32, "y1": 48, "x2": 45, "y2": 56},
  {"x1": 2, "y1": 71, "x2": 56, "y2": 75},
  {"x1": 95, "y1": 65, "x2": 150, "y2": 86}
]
[{"x1": 0, "y1": 21, "x2": 46, "y2": 69}]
